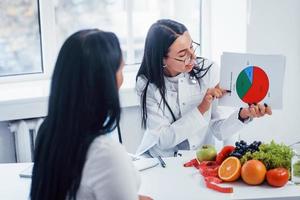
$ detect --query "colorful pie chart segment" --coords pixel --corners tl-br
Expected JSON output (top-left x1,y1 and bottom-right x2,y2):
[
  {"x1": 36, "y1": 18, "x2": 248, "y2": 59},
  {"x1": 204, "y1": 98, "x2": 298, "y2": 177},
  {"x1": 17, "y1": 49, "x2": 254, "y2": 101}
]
[{"x1": 236, "y1": 66, "x2": 269, "y2": 104}]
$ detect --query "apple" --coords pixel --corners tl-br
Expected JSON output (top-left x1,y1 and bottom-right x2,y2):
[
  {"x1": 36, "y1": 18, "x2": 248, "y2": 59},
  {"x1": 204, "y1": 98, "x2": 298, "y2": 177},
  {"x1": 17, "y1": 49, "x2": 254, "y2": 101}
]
[{"x1": 196, "y1": 145, "x2": 217, "y2": 162}]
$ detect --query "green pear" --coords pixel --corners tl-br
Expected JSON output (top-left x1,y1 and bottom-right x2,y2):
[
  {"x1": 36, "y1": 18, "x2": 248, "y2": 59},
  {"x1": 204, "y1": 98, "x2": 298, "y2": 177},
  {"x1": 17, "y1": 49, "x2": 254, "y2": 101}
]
[{"x1": 196, "y1": 145, "x2": 217, "y2": 162}]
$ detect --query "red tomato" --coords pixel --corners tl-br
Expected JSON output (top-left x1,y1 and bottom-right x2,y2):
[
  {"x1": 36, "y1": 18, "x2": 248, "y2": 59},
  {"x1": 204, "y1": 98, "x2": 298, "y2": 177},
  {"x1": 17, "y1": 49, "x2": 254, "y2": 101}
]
[
  {"x1": 216, "y1": 146, "x2": 235, "y2": 164},
  {"x1": 266, "y1": 168, "x2": 289, "y2": 187}
]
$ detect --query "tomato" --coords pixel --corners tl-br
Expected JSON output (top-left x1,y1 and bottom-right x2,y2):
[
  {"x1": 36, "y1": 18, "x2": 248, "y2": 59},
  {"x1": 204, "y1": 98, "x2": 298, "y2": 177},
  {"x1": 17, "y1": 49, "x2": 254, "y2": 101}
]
[
  {"x1": 216, "y1": 146, "x2": 235, "y2": 164},
  {"x1": 266, "y1": 168, "x2": 289, "y2": 187}
]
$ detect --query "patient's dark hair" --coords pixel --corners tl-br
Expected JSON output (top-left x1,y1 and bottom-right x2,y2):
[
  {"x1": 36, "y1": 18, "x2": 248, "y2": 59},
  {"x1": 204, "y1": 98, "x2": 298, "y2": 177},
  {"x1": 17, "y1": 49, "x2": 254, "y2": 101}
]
[{"x1": 30, "y1": 29, "x2": 122, "y2": 200}]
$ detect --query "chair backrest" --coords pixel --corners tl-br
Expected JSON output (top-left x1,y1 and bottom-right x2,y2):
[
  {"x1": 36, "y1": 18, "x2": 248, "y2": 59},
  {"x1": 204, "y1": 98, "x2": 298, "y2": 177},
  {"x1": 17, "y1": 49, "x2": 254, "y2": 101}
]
[{"x1": 119, "y1": 106, "x2": 144, "y2": 154}]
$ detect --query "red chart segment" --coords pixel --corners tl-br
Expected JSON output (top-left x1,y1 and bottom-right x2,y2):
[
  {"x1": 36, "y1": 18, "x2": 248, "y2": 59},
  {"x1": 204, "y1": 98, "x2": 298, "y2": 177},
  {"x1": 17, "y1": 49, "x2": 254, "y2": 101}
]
[{"x1": 236, "y1": 66, "x2": 269, "y2": 104}]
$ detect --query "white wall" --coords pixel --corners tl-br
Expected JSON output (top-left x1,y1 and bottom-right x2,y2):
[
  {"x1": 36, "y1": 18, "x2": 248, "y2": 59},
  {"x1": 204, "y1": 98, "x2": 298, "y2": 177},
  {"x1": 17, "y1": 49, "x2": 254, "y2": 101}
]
[
  {"x1": 204, "y1": 0, "x2": 248, "y2": 64},
  {"x1": 240, "y1": 0, "x2": 300, "y2": 144},
  {"x1": 209, "y1": 0, "x2": 300, "y2": 145}
]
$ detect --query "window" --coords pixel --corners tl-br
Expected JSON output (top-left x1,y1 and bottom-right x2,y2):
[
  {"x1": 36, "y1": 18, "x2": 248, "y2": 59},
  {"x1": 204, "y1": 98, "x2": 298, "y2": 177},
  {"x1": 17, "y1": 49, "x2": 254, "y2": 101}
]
[
  {"x1": 130, "y1": 0, "x2": 201, "y2": 64},
  {"x1": 55, "y1": 0, "x2": 201, "y2": 65},
  {"x1": 54, "y1": 0, "x2": 128, "y2": 63},
  {"x1": 0, "y1": 0, "x2": 201, "y2": 79},
  {"x1": 0, "y1": 0, "x2": 43, "y2": 77}
]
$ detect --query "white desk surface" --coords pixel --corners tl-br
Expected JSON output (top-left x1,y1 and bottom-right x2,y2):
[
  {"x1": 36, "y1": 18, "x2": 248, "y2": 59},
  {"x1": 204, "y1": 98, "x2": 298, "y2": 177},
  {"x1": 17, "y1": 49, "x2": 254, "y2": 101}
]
[
  {"x1": 0, "y1": 151, "x2": 300, "y2": 200},
  {"x1": 0, "y1": 162, "x2": 31, "y2": 200}
]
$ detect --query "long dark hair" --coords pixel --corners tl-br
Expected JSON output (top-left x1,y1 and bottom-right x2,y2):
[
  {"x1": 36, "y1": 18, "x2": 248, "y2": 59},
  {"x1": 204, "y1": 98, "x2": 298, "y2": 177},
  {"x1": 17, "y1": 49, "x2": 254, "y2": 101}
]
[
  {"x1": 136, "y1": 19, "x2": 211, "y2": 128},
  {"x1": 30, "y1": 29, "x2": 122, "y2": 200}
]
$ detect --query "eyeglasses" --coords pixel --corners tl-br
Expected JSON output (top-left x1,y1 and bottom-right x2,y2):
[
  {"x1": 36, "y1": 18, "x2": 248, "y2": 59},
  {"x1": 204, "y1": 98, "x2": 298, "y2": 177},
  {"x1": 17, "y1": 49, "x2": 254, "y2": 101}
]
[{"x1": 168, "y1": 41, "x2": 200, "y2": 65}]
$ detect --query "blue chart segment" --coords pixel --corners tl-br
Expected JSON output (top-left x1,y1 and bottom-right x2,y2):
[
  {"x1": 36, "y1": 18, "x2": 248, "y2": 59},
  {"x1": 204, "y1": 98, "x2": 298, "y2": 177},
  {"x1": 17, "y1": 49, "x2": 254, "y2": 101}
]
[{"x1": 244, "y1": 66, "x2": 253, "y2": 83}]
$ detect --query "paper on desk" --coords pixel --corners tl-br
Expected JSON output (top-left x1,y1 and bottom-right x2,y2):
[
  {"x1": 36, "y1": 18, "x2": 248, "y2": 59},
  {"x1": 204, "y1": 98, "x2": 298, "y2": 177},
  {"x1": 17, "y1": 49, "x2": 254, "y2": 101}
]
[{"x1": 219, "y1": 52, "x2": 285, "y2": 109}]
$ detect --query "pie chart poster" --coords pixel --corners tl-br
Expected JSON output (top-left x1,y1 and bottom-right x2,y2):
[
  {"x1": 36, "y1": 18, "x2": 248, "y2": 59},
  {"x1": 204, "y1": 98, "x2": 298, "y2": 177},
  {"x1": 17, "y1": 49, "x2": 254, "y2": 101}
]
[{"x1": 219, "y1": 52, "x2": 285, "y2": 109}]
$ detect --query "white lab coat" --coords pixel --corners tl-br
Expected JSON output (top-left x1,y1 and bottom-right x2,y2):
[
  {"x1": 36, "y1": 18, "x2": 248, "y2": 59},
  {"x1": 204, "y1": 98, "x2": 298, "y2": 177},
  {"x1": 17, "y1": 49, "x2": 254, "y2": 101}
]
[{"x1": 135, "y1": 60, "x2": 249, "y2": 157}]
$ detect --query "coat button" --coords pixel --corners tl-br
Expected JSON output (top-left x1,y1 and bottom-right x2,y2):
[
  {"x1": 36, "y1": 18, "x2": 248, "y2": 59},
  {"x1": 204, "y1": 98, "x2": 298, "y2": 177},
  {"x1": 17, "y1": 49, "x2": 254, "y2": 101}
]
[{"x1": 182, "y1": 102, "x2": 186, "y2": 106}]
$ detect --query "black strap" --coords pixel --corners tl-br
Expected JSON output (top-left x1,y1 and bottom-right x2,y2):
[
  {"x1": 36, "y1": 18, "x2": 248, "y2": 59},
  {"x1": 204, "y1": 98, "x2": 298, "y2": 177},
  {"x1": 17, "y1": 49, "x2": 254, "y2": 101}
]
[
  {"x1": 159, "y1": 90, "x2": 176, "y2": 123},
  {"x1": 165, "y1": 99, "x2": 176, "y2": 122},
  {"x1": 117, "y1": 122, "x2": 122, "y2": 143}
]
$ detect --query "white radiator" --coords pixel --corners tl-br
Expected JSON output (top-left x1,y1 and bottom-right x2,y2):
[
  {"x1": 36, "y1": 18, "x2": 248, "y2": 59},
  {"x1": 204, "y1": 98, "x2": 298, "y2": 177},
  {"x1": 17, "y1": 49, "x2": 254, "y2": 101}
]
[{"x1": 9, "y1": 118, "x2": 43, "y2": 163}]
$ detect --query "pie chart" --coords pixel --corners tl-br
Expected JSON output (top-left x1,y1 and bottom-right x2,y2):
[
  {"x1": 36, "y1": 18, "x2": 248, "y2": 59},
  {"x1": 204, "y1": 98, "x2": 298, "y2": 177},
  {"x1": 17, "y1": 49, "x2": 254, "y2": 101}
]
[{"x1": 236, "y1": 66, "x2": 269, "y2": 104}]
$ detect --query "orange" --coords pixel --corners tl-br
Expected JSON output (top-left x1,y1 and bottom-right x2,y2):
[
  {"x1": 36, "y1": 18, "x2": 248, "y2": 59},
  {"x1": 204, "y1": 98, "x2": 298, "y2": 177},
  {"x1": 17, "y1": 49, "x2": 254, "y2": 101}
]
[
  {"x1": 218, "y1": 156, "x2": 241, "y2": 182},
  {"x1": 241, "y1": 160, "x2": 266, "y2": 185}
]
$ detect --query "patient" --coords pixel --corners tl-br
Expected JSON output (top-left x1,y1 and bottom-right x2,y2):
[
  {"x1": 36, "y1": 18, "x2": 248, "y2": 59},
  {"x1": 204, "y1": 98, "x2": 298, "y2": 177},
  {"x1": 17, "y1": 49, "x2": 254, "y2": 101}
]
[{"x1": 30, "y1": 29, "x2": 152, "y2": 200}]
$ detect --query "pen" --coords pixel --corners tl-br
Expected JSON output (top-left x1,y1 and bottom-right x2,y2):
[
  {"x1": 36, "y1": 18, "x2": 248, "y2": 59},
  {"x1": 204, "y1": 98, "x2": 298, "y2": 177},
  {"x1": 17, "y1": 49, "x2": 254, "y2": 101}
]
[{"x1": 157, "y1": 156, "x2": 166, "y2": 168}]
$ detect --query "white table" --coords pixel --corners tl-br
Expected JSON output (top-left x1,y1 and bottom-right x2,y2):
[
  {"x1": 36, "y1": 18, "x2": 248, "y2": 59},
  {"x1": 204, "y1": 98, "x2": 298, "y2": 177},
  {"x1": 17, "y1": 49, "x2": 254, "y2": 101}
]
[
  {"x1": 0, "y1": 163, "x2": 31, "y2": 200},
  {"x1": 0, "y1": 152, "x2": 300, "y2": 200},
  {"x1": 138, "y1": 151, "x2": 300, "y2": 200}
]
